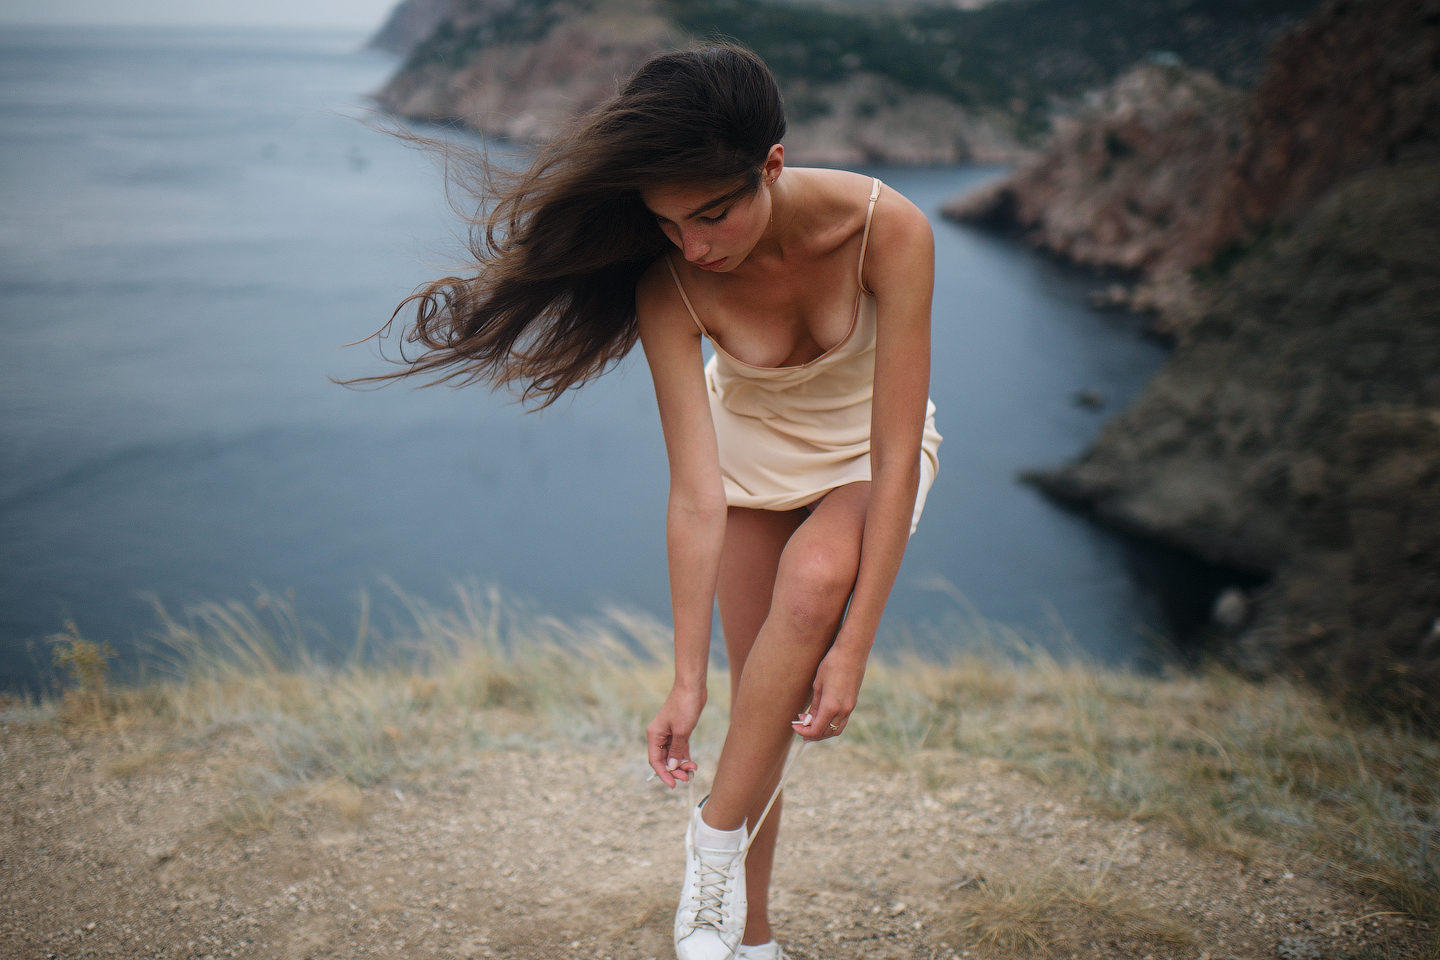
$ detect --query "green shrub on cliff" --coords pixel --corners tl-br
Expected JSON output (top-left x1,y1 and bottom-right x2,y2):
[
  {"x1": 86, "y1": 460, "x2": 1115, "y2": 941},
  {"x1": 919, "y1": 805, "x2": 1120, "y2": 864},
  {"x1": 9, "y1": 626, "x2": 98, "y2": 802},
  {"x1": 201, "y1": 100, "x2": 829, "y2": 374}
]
[
  {"x1": 672, "y1": 0, "x2": 1318, "y2": 135},
  {"x1": 401, "y1": 0, "x2": 572, "y2": 71}
]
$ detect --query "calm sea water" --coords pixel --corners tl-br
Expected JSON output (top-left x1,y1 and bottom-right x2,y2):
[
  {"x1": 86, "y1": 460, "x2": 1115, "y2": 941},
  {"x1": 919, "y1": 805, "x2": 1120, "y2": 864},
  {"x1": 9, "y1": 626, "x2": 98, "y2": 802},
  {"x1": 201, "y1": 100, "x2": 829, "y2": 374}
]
[{"x1": 0, "y1": 26, "x2": 1202, "y2": 691}]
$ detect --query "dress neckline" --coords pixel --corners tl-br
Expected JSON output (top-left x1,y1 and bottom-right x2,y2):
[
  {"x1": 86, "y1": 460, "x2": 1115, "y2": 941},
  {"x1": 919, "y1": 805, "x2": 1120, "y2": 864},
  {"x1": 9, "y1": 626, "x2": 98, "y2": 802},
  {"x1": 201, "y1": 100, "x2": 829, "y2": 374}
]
[{"x1": 665, "y1": 177, "x2": 882, "y2": 372}]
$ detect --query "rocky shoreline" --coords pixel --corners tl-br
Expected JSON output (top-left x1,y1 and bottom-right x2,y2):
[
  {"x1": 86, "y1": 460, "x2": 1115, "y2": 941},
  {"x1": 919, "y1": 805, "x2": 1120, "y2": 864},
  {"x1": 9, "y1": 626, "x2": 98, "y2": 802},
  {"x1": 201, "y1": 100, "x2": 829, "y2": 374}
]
[{"x1": 945, "y1": 0, "x2": 1440, "y2": 719}]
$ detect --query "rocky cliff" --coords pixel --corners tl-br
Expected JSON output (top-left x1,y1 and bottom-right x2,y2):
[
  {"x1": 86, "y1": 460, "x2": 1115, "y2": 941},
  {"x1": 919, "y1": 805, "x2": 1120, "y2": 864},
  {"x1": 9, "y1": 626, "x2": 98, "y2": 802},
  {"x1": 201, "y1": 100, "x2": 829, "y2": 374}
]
[
  {"x1": 371, "y1": 0, "x2": 1020, "y2": 162},
  {"x1": 373, "y1": 0, "x2": 682, "y2": 145},
  {"x1": 1032, "y1": 161, "x2": 1440, "y2": 718},
  {"x1": 945, "y1": 0, "x2": 1440, "y2": 331},
  {"x1": 942, "y1": 62, "x2": 1249, "y2": 278},
  {"x1": 954, "y1": 0, "x2": 1440, "y2": 720},
  {"x1": 370, "y1": 0, "x2": 1320, "y2": 165},
  {"x1": 370, "y1": 0, "x2": 453, "y2": 55}
]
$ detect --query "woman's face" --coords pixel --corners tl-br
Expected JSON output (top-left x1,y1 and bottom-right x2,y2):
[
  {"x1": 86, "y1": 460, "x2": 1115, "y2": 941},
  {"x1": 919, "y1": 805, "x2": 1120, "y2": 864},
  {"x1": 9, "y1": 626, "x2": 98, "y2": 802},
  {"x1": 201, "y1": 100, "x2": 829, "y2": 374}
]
[{"x1": 641, "y1": 178, "x2": 769, "y2": 273}]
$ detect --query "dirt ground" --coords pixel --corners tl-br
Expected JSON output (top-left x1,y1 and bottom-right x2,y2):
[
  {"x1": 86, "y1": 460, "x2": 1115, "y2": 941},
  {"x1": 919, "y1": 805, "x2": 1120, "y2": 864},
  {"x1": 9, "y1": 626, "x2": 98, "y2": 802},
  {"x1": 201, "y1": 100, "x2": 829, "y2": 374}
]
[{"x1": 0, "y1": 722, "x2": 1430, "y2": 960}]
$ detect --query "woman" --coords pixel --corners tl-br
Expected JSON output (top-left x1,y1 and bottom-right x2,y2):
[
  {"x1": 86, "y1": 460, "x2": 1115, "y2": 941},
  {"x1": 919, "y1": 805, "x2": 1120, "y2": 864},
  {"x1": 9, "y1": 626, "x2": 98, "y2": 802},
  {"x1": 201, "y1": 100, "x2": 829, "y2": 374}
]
[{"x1": 377, "y1": 43, "x2": 940, "y2": 960}]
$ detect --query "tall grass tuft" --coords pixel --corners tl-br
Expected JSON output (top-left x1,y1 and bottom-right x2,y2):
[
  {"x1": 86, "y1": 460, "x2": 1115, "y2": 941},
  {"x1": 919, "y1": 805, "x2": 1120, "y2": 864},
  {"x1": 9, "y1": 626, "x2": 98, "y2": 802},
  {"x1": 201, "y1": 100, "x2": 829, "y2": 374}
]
[
  {"x1": 79, "y1": 586, "x2": 714, "y2": 820},
  {"x1": 949, "y1": 860, "x2": 1194, "y2": 956},
  {"x1": 50, "y1": 620, "x2": 117, "y2": 724}
]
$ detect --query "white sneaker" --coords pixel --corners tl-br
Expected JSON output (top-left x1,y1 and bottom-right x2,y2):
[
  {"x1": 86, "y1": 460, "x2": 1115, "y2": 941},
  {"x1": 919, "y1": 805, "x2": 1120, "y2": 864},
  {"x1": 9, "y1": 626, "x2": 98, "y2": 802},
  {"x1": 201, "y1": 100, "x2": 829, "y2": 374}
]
[
  {"x1": 674, "y1": 804, "x2": 747, "y2": 960},
  {"x1": 735, "y1": 941, "x2": 787, "y2": 960}
]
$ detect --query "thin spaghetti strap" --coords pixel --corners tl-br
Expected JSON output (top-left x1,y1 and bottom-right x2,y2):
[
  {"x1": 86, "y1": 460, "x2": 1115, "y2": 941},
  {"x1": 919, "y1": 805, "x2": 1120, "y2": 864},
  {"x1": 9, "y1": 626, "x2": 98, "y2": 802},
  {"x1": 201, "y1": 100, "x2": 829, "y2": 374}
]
[
  {"x1": 664, "y1": 254, "x2": 711, "y2": 338},
  {"x1": 857, "y1": 177, "x2": 882, "y2": 294}
]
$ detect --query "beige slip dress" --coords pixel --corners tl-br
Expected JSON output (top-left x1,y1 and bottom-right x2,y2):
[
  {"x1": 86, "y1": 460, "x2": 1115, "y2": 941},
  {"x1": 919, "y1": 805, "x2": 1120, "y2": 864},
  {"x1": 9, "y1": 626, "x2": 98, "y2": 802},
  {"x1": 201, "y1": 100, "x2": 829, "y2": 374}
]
[{"x1": 664, "y1": 177, "x2": 942, "y2": 535}]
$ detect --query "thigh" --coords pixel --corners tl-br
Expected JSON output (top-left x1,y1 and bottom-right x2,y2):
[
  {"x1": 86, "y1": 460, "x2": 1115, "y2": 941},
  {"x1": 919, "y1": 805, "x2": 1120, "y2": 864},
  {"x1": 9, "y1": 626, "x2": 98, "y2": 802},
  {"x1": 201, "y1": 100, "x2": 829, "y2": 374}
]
[
  {"x1": 717, "y1": 483, "x2": 874, "y2": 695},
  {"x1": 717, "y1": 505, "x2": 807, "y2": 700},
  {"x1": 766, "y1": 482, "x2": 871, "y2": 635}
]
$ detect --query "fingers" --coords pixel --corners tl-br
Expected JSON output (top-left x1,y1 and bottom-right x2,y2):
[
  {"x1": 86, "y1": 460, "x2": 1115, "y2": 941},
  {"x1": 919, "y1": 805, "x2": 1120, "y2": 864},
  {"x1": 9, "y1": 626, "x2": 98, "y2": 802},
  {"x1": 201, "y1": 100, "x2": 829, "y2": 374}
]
[
  {"x1": 790, "y1": 706, "x2": 850, "y2": 742},
  {"x1": 791, "y1": 712, "x2": 848, "y2": 740},
  {"x1": 646, "y1": 730, "x2": 698, "y2": 788},
  {"x1": 646, "y1": 729, "x2": 677, "y2": 787},
  {"x1": 669, "y1": 753, "x2": 699, "y2": 782},
  {"x1": 793, "y1": 672, "x2": 853, "y2": 741},
  {"x1": 667, "y1": 733, "x2": 696, "y2": 783}
]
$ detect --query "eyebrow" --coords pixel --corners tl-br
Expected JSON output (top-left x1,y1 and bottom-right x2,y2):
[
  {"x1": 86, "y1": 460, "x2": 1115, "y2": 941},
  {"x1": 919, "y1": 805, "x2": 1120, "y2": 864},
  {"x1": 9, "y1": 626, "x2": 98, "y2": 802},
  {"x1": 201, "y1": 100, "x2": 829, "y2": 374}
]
[{"x1": 685, "y1": 182, "x2": 753, "y2": 219}]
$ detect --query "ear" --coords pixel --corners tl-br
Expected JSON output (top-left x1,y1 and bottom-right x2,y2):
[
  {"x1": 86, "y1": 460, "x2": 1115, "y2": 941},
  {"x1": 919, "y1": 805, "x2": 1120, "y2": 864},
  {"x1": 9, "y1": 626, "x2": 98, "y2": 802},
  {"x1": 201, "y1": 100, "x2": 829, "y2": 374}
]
[{"x1": 763, "y1": 144, "x2": 785, "y2": 184}]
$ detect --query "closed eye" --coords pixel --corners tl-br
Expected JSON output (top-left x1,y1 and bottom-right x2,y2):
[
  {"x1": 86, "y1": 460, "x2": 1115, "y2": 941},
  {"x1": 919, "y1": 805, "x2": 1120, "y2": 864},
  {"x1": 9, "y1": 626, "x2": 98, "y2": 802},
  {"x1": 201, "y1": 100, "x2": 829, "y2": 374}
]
[{"x1": 699, "y1": 210, "x2": 728, "y2": 225}]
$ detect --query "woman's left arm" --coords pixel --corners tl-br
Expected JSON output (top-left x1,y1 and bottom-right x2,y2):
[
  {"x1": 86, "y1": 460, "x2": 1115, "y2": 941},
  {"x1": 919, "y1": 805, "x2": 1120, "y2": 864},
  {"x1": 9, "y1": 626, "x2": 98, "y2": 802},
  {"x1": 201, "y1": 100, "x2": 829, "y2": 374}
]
[{"x1": 800, "y1": 189, "x2": 934, "y2": 740}]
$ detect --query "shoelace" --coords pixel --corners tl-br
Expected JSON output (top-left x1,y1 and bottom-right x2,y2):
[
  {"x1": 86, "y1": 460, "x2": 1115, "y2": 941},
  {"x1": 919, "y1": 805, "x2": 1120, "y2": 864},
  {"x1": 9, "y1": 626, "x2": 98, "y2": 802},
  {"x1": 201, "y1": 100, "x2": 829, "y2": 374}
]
[
  {"x1": 682, "y1": 738, "x2": 810, "y2": 934},
  {"x1": 687, "y1": 851, "x2": 739, "y2": 932}
]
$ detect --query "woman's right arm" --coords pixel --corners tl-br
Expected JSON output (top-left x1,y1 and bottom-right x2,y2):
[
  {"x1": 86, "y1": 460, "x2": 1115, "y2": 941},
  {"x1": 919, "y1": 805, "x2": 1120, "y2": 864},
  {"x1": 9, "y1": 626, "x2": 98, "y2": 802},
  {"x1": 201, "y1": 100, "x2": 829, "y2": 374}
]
[{"x1": 635, "y1": 262, "x2": 728, "y2": 788}]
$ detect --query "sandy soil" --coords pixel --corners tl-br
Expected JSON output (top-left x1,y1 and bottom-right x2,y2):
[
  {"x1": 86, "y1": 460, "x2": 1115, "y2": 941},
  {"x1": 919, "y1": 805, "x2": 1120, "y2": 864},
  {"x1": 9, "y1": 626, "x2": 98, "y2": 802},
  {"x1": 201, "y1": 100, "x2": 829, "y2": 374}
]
[{"x1": 0, "y1": 722, "x2": 1429, "y2": 960}]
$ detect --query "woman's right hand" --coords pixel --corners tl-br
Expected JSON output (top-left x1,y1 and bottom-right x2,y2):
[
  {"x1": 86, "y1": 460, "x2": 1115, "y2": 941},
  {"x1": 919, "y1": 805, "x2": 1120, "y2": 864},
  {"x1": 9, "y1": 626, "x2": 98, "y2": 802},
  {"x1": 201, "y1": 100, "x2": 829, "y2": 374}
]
[{"x1": 646, "y1": 684, "x2": 706, "y2": 788}]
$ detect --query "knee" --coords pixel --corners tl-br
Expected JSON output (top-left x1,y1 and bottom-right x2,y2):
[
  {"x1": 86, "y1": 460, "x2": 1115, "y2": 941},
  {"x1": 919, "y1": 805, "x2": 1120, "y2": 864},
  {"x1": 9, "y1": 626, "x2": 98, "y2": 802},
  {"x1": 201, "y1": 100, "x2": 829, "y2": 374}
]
[{"x1": 771, "y1": 544, "x2": 856, "y2": 635}]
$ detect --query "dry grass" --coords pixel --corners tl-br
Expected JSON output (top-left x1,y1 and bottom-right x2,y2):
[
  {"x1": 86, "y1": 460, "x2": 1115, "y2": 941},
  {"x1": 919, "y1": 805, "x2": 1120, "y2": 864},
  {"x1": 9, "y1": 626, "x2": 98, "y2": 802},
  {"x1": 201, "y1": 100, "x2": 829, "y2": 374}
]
[
  {"x1": 102, "y1": 746, "x2": 174, "y2": 779},
  {"x1": 948, "y1": 862, "x2": 1194, "y2": 957},
  {"x1": 212, "y1": 793, "x2": 278, "y2": 837},
  {"x1": 27, "y1": 586, "x2": 1440, "y2": 948},
  {"x1": 850, "y1": 617, "x2": 1440, "y2": 944},
  {"x1": 105, "y1": 585, "x2": 715, "y2": 789},
  {"x1": 306, "y1": 777, "x2": 367, "y2": 823}
]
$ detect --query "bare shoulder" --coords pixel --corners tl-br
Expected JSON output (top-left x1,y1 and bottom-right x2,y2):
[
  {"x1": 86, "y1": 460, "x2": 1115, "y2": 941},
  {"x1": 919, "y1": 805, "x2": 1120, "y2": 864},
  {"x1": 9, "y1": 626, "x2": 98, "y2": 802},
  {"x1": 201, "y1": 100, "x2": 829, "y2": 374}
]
[
  {"x1": 635, "y1": 255, "x2": 685, "y2": 327},
  {"x1": 870, "y1": 184, "x2": 933, "y2": 254},
  {"x1": 863, "y1": 183, "x2": 934, "y2": 294},
  {"x1": 635, "y1": 254, "x2": 707, "y2": 368},
  {"x1": 781, "y1": 168, "x2": 874, "y2": 254},
  {"x1": 790, "y1": 168, "x2": 931, "y2": 258}
]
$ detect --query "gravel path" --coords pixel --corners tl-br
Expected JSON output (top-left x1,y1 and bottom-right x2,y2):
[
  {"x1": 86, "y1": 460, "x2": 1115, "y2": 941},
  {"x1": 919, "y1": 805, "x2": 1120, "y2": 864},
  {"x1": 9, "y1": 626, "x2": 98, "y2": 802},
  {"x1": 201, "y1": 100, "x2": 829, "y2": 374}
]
[{"x1": 1, "y1": 724, "x2": 1428, "y2": 959}]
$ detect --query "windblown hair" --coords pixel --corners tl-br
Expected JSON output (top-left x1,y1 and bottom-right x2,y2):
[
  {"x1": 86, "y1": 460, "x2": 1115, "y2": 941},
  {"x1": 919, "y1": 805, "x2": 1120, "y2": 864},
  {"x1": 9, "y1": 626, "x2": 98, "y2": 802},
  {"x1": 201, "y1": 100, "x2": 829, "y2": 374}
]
[{"x1": 367, "y1": 42, "x2": 787, "y2": 407}]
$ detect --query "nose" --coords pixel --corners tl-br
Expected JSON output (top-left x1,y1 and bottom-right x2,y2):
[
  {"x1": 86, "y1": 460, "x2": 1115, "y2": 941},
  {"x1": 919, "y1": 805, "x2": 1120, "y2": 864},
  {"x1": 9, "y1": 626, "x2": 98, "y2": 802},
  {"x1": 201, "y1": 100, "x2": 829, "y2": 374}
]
[{"x1": 679, "y1": 229, "x2": 710, "y2": 263}]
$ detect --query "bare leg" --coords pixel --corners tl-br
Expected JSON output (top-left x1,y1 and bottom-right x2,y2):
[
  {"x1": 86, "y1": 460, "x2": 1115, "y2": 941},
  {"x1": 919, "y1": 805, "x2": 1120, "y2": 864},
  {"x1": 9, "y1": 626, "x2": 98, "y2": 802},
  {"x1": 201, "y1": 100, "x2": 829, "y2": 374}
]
[
  {"x1": 716, "y1": 505, "x2": 805, "y2": 946},
  {"x1": 710, "y1": 484, "x2": 872, "y2": 944}
]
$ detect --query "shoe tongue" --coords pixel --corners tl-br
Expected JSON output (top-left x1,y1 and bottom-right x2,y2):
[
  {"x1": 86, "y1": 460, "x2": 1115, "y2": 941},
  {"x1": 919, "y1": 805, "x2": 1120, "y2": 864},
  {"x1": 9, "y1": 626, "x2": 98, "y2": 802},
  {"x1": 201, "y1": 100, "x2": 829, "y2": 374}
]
[{"x1": 695, "y1": 843, "x2": 742, "y2": 862}]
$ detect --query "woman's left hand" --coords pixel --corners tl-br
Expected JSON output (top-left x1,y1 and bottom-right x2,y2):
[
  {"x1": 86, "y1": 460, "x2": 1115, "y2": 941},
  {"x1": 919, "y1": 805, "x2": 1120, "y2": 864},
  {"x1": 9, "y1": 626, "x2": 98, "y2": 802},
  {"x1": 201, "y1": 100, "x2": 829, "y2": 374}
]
[{"x1": 792, "y1": 644, "x2": 867, "y2": 741}]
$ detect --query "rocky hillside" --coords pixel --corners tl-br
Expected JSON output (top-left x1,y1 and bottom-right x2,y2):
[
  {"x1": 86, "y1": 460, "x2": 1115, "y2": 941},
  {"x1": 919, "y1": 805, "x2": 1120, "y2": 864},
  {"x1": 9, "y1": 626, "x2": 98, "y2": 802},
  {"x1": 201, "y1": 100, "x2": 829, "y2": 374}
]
[
  {"x1": 958, "y1": 0, "x2": 1440, "y2": 720},
  {"x1": 942, "y1": 62, "x2": 1249, "y2": 280},
  {"x1": 369, "y1": 0, "x2": 1320, "y2": 164},
  {"x1": 369, "y1": 0, "x2": 452, "y2": 55},
  {"x1": 944, "y1": 0, "x2": 1440, "y2": 329},
  {"x1": 371, "y1": 0, "x2": 685, "y2": 145},
  {"x1": 1033, "y1": 160, "x2": 1440, "y2": 719}
]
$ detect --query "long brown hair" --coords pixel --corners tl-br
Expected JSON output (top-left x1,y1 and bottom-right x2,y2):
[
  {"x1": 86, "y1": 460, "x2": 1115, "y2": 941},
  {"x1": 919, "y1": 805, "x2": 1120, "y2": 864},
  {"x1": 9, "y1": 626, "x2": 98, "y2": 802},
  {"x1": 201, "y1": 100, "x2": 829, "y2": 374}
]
[{"x1": 363, "y1": 42, "x2": 787, "y2": 407}]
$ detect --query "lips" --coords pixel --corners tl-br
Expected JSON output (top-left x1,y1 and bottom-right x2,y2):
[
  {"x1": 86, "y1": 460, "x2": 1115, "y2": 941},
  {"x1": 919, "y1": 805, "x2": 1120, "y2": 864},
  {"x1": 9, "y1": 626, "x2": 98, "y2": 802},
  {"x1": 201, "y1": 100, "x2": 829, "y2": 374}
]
[{"x1": 696, "y1": 257, "x2": 727, "y2": 270}]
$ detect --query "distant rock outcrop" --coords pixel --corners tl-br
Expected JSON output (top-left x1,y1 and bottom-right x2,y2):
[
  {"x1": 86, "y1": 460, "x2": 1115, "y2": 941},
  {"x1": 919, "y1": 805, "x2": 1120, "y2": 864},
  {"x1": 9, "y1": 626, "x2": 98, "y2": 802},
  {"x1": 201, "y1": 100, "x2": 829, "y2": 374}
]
[
  {"x1": 371, "y1": 0, "x2": 1022, "y2": 163},
  {"x1": 964, "y1": 0, "x2": 1440, "y2": 720},
  {"x1": 369, "y1": 0, "x2": 1320, "y2": 165},
  {"x1": 944, "y1": 0, "x2": 1440, "y2": 333},
  {"x1": 941, "y1": 62, "x2": 1248, "y2": 280},
  {"x1": 375, "y1": 0, "x2": 679, "y2": 145},
  {"x1": 369, "y1": 0, "x2": 454, "y2": 56}
]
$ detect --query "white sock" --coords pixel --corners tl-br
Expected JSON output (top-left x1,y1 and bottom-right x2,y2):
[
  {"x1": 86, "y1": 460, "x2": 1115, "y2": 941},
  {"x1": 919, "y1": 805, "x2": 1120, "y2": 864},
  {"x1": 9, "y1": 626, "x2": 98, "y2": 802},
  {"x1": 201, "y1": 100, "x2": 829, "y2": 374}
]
[{"x1": 695, "y1": 808, "x2": 744, "y2": 851}]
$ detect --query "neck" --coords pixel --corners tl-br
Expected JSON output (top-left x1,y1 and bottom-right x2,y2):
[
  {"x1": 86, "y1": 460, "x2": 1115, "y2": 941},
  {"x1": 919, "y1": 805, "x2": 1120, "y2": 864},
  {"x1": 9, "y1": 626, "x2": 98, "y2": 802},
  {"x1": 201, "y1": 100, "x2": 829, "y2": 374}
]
[{"x1": 744, "y1": 175, "x2": 799, "y2": 269}]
